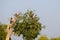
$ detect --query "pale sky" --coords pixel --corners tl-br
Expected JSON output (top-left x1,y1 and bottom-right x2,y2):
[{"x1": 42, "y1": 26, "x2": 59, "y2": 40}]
[{"x1": 0, "y1": 0, "x2": 60, "y2": 40}]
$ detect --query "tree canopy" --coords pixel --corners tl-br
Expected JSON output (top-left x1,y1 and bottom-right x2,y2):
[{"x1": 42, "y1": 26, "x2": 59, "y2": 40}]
[
  {"x1": 13, "y1": 10, "x2": 42, "y2": 40},
  {"x1": 50, "y1": 37, "x2": 60, "y2": 40},
  {"x1": 38, "y1": 35, "x2": 49, "y2": 40},
  {"x1": 0, "y1": 23, "x2": 7, "y2": 40}
]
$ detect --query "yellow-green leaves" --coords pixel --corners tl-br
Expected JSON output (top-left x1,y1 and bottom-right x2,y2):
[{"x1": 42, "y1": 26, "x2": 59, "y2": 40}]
[{"x1": 0, "y1": 24, "x2": 7, "y2": 40}]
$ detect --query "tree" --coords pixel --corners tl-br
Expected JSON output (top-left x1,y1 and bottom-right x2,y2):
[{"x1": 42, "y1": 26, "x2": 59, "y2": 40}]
[
  {"x1": 6, "y1": 13, "x2": 19, "y2": 40},
  {"x1": 38, "y1": 35, "x2": 49, "y2": 40},
  {"x1": 13, "y1": 10, "x2": 42, "y2": 40},
  {"x1": 50, "y1": 36, "x2": 60, "y2": 40},
  {"x1": 0, "y1": 23, "x2": 7, "y2": 40}
]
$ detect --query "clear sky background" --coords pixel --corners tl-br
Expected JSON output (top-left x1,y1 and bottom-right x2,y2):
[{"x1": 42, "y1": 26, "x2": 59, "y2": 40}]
[{"x1": 0, "y1": 0, "x2": 60, "y2": 40}]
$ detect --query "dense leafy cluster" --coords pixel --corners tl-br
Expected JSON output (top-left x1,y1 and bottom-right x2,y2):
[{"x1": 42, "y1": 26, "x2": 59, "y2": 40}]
[
  {"x1": 0, "y1": 23, "x2": 7, "y2": 40},
  {"x1": 50, "y1": 37, "x2": 60, "y2": 40},
  {"x1": 38, "y1": 35, "x2": 49, "y2": 40},
  {"x1": 38, "y1": 35, "x2": 60, "y2": 40},
  {"x1": 13, "y1": 10, "x2": 42, "y2": 40}
]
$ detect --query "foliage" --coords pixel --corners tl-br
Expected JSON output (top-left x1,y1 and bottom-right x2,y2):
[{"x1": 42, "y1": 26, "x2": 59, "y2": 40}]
[
  {"x1": 38, "y1": 35, "x2": 49, "y2": 40},
  {"x1": 50, "y1": 36, "x2": 60, "y2": 40},
  {"x1": 13, "y1": 10, "x2": 42, "y2": 40},
  {"x1": 0, "y1": 23, "x2": 7, "y2": 40},
  {"x1": 38, "y1": 35, "x2": 60, "y2": 40}
]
